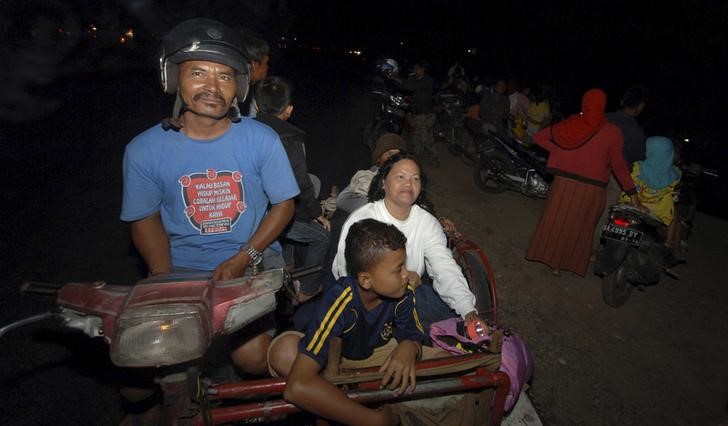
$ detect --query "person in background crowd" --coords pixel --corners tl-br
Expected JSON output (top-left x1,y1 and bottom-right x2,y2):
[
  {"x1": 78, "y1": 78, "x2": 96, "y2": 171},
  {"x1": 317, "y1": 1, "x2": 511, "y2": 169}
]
[
  {"x1": 619, "y1": 136, "x2": 681, "y2": 248},
  {"x1": 526, "y1": 86, "x2": 551, "y2": 136},
  {"x1": 479, "y1": 79, "x2": 510, "y2": 138},
  {"x1": 526, "y1": 88, "x2": 645, "y2": 276},
  {"x1": 254, "y1": 76, "x2": 330, "y2": 304},
  {"x1": 608, "y1": 85, "x2": 649, "y2": 168},
  {"x1": 336, "y1": 133, "x2": 407, "y2": 215},
  {"x1": 240, "y1": 31, "x2": 270, "y2": 118},
  {"x1": 393, "y1": 62, "x2": 438, "y2": 167},
  {"x1": 594, "y1": 84, "x2": 649, "y2": 249}
]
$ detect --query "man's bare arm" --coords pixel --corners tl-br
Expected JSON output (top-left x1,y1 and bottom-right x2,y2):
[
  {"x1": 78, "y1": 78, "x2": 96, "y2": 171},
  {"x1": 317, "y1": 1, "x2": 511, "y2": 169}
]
[{"x1": 130, "y1": 212, "x2": 172, "y2": 276}]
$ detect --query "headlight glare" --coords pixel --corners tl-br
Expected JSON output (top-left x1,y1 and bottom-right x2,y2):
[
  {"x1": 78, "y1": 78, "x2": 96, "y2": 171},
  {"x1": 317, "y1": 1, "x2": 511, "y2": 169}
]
[{"x1": 110, "y1": 304, "x2": 209, "y2": 367}]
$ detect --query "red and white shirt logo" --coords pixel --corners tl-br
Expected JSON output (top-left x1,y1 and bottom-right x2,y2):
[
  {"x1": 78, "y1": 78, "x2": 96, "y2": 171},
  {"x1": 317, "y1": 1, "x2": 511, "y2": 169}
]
[{"x1": 179, "y1": 169, "x2": 246, "y2": 234}]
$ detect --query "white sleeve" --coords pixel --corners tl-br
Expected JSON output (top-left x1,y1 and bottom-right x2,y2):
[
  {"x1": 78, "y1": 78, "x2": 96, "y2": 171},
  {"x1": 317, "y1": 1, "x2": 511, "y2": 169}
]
[
  {"x1": 331, "y1": 207, "x2": 366, "y2": 279},
  {"x1": 421, "y1": 215, "x2": 477, "y2": 318}
]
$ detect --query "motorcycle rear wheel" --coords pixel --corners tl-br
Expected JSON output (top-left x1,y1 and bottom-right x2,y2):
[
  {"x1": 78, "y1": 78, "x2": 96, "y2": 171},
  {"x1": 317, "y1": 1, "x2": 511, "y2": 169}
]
[
  {"x1": 473, "y1": 151, "x2": 512, "y2": 193},
  {"x1": 602, "y1": 265, "x2": 633, "y2": 308},
  {"x1": 458, "y1": 129, "x2": 477, "y2": 167}
]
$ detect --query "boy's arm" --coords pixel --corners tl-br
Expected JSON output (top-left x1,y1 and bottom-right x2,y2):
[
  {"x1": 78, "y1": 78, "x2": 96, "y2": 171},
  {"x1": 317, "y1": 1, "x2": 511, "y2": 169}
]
[{"x1": 284, "y1": 353, "x2": 397, "y2": 426}]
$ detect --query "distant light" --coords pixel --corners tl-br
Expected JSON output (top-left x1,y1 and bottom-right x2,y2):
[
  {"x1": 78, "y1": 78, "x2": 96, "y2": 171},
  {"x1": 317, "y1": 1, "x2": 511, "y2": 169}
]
[
  {"x1": 124, "y1": 28, "x2": 134, "y2": 38},
  {"x1": 351, "y1": 49, "x2": 362, "y2": 56},
  {"x1": 120, "y1": 36, "x2": 126, "y2": 44},
  {"x1": 683, "y1": 138, "x2": 690, "y2": 143},
  {"x1": 280, "y1": 36, "x2": 286, "y2": 41},
  {"x1": 400, "y1": 41, "x2": 405, "y2": 46}
]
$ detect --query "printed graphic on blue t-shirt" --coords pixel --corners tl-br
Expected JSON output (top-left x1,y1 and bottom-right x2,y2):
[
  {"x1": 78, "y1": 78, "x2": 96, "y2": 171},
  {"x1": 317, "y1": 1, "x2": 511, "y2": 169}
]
[{"x1": 179, "y1": 169, "x2": 246, "y2": 235}]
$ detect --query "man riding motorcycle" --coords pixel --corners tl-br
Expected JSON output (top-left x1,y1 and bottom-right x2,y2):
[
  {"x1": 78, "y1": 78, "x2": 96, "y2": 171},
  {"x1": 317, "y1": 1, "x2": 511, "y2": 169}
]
[{"x1": 121, "y1": 18, "x2": 299, "y2": 380}]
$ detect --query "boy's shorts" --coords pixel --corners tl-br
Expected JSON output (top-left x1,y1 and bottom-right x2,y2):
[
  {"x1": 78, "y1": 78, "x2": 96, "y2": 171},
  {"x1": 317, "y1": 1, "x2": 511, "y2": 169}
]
[{"x1": 267, "y1": 330, "x2": 448, "y2": 377}]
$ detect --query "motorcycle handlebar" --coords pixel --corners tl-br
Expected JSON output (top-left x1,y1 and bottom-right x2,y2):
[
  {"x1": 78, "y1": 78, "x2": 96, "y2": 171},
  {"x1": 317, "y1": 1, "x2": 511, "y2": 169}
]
[
  {"x1": 0, "y1": 312, "x2": 58, "y2": 338},
  {"x1": 21, "y1": 281, "x2": 64, "y2": 296}
]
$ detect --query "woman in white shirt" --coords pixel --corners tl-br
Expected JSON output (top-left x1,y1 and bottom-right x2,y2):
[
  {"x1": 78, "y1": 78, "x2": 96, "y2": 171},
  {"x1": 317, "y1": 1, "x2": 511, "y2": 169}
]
[{"x1": 332, "y1": 153, "x2": 486, "y2": 334}]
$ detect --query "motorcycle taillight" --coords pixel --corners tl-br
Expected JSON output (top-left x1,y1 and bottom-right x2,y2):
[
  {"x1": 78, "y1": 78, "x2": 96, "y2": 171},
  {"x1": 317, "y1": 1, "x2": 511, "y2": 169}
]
[{"x1": 611, "y1": 217, "x2": 631, "y2": 227}]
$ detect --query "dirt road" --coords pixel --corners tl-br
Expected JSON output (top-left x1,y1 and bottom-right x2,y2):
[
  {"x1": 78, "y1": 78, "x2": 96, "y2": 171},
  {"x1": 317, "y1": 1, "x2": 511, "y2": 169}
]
[{"x1": 426, "y1": 143, "x2": 728, "y2": 425}]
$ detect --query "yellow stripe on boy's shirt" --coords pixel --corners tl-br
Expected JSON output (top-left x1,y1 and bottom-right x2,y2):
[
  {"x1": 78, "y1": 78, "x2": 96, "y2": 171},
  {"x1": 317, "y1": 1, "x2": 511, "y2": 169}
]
[
  {"x1": 310, "y1": 293, "x2": 352, "y2": 355},
  {"x1": 408, "y1": 285, "x2": 425, "y2": 333},
  {"x1": 307, "y1": 287, "x2": 352, "y2": 354}
]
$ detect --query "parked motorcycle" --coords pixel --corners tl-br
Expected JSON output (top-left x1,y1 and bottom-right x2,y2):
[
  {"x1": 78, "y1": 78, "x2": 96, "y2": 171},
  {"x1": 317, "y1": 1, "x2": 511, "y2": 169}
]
[
  {"x1": 674, "y1": 162, "x2": 719, "y2": 253},
  {"x1": 472, "y1": 130, "x2": 550, "y2": 198},
  {"x1": 362, "y1": 85, "x2": 411, "y2": 150},
  {"x1": 432, "y1": 90, "x2": 474, "y2": 158}
]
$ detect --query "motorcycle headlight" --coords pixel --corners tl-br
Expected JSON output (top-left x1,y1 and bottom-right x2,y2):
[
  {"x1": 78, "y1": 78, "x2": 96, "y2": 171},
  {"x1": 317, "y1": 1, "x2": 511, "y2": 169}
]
[{"x1": 110, "y1": 304, "x2": 209, "y2": 367}]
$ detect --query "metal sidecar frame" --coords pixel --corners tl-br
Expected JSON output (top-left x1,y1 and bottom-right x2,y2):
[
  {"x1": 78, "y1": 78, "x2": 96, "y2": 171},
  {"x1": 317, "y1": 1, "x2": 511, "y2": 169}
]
[{"x1": 195, "y1": 338, "x2": 510, "y2": 426}]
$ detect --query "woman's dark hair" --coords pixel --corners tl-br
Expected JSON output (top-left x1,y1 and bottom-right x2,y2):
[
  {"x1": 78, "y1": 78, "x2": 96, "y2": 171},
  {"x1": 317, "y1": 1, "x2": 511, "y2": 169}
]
[{"x1": 367, "y1": 152, "x2": 435, "y2": 215}]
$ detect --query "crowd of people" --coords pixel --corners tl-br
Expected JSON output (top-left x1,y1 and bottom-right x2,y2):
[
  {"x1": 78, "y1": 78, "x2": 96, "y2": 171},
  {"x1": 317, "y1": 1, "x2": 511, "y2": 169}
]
[
  {"x1": 119, "y1": 19, "x2": 490, "y2": 425},
  {"x1": 117, "y1": 16, "x2": 682, "y2": 425}
]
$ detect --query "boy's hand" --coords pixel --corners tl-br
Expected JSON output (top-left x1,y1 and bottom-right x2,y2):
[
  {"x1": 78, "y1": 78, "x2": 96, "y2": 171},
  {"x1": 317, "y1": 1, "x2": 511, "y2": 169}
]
[{"x1": 379, "y1": 340, "x2": 420, "y2": 396}]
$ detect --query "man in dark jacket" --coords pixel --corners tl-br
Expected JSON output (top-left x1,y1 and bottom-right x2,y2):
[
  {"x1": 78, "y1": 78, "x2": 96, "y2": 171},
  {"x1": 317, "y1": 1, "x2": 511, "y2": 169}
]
[
  {"x1": 254, "y1": 77, "x2": 330, "y2": 302},
  {"x1": 607, "y1": 85, "x2": 648, "y2": 169},
  {"x1": 479, "y1": 79, "x2": 510, "y2": 138},
  {"x1": 393, "y1": 62, "x2": 438, "y2": 166}
]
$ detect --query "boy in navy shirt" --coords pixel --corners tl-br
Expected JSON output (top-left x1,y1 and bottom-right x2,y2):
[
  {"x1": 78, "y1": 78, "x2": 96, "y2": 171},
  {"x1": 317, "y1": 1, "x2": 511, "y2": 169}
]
[{"x1": 268, "y1": 218, "x2": 445, "y2": 425}]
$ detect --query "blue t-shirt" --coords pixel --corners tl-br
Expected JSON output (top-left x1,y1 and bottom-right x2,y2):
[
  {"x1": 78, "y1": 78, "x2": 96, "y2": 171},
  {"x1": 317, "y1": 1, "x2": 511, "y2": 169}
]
[
  {"x1": 300, "y1": 276, "x2": 426, "y2": 367},
  {"x1": 121, "y1": 119, "x2": 300, "y2": 271}
]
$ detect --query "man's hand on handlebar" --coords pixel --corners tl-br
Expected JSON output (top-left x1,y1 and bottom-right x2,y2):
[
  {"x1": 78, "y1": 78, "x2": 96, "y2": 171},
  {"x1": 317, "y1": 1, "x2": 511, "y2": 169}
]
[{"x1": 213, "y1": 252, "x2": 251, "y2": 281}]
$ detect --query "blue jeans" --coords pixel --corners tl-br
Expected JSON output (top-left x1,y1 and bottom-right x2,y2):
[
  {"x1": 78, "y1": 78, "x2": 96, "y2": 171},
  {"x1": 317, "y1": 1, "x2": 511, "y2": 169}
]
[
  {"x1": 414, "y1": 277, "x2": 458, "y2": 343},
  {"x1": 281, "y1": 218, "x2": 331, "y2": 294}
]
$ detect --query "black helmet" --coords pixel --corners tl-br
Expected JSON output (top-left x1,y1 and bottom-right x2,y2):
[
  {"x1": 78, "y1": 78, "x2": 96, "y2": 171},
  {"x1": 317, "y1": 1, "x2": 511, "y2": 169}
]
[{"x1": 159, "y1": 18, "x2": 250, "y2": 101}]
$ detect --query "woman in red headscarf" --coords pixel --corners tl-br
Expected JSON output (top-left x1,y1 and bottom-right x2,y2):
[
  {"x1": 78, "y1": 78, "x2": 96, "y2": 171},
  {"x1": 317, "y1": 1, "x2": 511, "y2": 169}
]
[{"x1": 526, "y1": 88, "x2": 644, "y2": 276}]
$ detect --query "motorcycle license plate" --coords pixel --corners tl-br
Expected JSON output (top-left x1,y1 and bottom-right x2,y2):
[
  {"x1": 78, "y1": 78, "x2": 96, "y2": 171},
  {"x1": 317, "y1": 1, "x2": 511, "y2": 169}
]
[{"x1": 601, "y1": 224, "x2": 643, "y2": 245}]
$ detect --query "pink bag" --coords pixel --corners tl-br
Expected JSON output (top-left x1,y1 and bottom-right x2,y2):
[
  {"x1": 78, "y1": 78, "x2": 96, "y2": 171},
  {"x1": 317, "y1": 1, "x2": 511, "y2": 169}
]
[{"x1": 430, "y1": 317, "x2": 534, "y2": 412}]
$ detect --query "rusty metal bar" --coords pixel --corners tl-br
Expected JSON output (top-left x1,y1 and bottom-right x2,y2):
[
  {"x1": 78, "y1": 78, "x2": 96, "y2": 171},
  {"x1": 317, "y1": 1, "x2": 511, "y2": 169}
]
[{"x1": 204, "y1": 364, "x2": 510, "y2": 425}]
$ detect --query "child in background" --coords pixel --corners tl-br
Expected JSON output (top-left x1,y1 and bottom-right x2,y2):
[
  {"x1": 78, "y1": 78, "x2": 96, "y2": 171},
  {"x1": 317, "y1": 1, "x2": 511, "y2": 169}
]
[
  {"x1": 267, "y1": 218, "x2": 447, "y2": 425},
  {"x1": 620, "y1": 136, "x2": 682, "y2": 247}
]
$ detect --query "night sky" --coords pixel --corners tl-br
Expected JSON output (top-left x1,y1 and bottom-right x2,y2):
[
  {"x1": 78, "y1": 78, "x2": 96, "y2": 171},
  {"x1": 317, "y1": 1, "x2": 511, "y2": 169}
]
[
  {"x1": 1, "y1": 0, "x2": 726, "y2": 142},
  {"x1": 288, "y1": 0, "x2": 726, "y2": 138}
]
